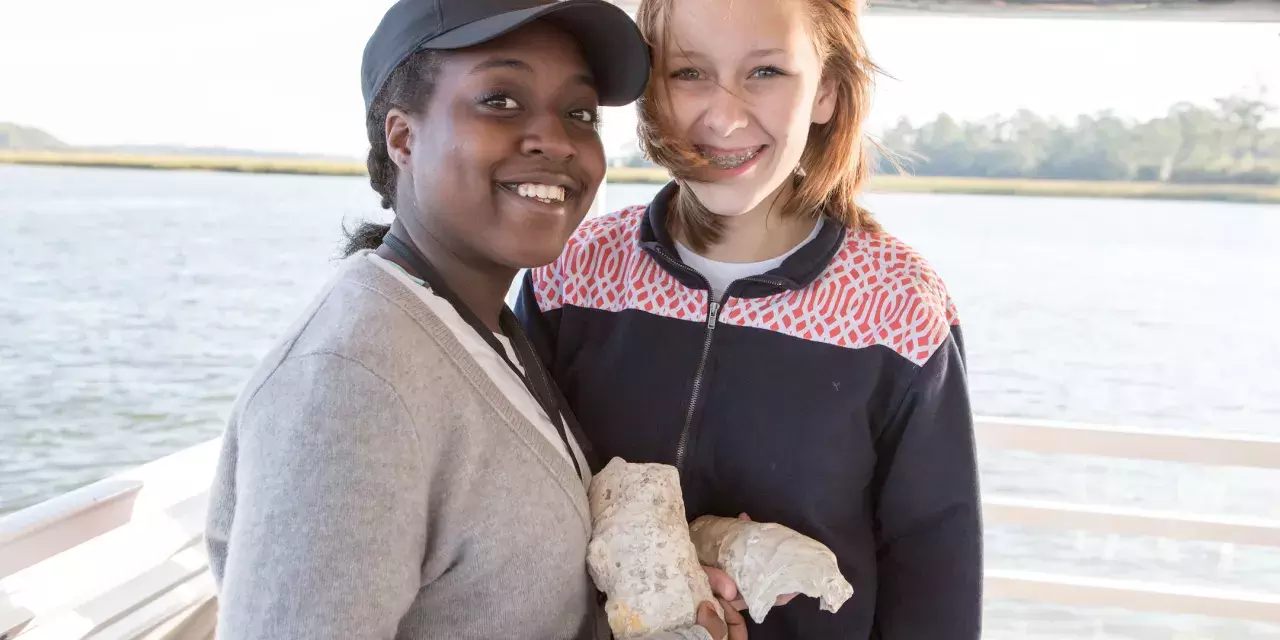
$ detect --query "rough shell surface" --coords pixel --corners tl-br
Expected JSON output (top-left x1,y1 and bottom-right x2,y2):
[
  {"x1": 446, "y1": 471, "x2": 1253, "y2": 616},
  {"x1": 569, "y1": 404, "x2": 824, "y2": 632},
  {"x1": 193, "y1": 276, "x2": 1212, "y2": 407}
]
[
  {"x1": 587, "y1": 458, "x2": 720, "y2": 639},
  {"x1": 689, "y1": 515, "x2": 854, "y2": 624}
]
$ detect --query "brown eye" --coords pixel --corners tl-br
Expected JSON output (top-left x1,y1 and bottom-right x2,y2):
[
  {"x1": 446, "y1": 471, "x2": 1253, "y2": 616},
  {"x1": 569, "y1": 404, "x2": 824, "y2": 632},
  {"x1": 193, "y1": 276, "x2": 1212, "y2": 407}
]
[
  {"x1": 568, "y1": 108, "x2": 598, "y2": 124},
  {"x1": 481, "y1": 94, "x2": 521, "y2": 110}
]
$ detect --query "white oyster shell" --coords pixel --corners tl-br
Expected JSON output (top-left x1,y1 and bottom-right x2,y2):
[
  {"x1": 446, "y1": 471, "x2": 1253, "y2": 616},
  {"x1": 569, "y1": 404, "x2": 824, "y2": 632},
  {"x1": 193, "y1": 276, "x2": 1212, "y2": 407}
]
[{"x1": 689, "y1": 515, "x2": 853, "y2": 624}]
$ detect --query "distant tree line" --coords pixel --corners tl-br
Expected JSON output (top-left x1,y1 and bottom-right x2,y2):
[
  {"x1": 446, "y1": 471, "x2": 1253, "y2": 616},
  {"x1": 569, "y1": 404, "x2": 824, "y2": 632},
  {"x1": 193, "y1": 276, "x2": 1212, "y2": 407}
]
[
  {"x1": 874, "y1": 89, "x2": 1280, "y2": 185},
  {"x1": 614, "y1": 89, "x2": 1280, "y2": 186}
]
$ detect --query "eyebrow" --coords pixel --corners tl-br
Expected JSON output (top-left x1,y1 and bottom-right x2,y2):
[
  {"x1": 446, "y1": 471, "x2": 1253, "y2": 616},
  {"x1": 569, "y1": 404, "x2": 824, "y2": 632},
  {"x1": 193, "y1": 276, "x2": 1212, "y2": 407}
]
[
  {"x1": 470, "y1": 58, "x2": 532, "y2": 74},
  {"x1": 469, "y1": 57, "x2": 594, "y2": 87},
  {"x1": 671, "y1": 48, "x2": 786, "y2": 60}
]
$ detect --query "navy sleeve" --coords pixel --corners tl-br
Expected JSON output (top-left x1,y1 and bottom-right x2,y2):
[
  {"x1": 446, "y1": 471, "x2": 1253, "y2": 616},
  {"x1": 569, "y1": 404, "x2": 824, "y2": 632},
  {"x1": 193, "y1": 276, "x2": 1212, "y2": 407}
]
[
  {"x1": 513, "y1": 270, "x2": 559, "y2": 371},
  {"x1": 872, "y1": 326, "x2": 983, "y2": 638}
]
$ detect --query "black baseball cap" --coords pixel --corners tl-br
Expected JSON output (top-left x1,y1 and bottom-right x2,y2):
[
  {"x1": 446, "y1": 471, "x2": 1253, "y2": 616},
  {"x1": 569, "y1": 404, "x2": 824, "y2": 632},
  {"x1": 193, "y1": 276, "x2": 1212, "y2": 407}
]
[{"x1": 362, "y1": 0, "x2": 650, "y2": 112}]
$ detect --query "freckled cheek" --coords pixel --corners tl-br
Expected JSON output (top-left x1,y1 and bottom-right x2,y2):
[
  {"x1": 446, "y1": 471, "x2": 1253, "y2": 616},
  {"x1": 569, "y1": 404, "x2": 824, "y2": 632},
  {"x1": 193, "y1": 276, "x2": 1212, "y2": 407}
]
[
  {"x1": 757, "y1": 89, "x2": 813, "y2": 148},
  {"x1": 669, "y1": 87, "x2": 710, "y2": 137}
]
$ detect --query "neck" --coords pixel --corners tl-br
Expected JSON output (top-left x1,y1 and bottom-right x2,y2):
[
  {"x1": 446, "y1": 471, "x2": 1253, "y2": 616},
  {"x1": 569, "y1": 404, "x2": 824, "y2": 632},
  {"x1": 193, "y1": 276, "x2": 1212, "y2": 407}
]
[
  {"x1": 681, "y1": 180, "x2": 817, "y2": 263},
  {"x1": 377, "y1": 219, "x2": 515, "y2": 334}
]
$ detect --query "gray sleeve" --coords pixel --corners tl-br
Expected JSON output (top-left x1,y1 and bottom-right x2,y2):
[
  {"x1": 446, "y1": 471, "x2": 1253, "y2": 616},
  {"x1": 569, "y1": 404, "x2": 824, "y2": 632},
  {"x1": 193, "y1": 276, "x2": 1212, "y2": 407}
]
[{"x1": 214, "y1": 353, "x2": 429, "y2": 640}]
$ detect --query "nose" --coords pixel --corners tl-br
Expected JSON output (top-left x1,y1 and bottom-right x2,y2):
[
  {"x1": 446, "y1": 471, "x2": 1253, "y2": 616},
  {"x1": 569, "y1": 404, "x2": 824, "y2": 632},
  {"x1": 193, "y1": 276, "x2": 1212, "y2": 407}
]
[
  {"x1": 520, "y1": 112, "x2": 577, "y2": 163},
  {"x1": 702, "y1": 85, "x2": 749, "y2": 139}
]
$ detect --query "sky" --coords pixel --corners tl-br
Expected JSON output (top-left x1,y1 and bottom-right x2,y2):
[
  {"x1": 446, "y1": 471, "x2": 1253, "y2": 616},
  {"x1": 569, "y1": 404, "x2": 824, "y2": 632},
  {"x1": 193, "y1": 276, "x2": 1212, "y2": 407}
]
[{"x1": 1, "y1": 0, "x2": 1276, "y2": 158}]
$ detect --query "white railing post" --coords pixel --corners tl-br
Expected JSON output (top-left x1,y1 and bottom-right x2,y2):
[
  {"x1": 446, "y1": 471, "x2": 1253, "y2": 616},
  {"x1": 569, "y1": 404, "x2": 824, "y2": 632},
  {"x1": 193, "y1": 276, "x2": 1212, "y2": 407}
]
[{"x1": 975, "y1": 416, "x2": 1280, "y2": 469}]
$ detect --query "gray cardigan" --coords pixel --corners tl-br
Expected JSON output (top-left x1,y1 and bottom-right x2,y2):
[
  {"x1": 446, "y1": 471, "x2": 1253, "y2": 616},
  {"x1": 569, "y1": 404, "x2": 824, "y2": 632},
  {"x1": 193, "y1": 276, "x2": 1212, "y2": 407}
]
[{"x1": 205, "y1": 255, "x2": 712, "y2": 640}]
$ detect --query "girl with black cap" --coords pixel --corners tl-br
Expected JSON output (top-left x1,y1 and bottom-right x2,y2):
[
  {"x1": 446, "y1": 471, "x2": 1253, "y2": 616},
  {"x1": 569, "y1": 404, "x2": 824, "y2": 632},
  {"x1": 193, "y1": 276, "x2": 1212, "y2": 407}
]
[{"x1": 204, "y1": 1, "x2": 741, "y2": 638}]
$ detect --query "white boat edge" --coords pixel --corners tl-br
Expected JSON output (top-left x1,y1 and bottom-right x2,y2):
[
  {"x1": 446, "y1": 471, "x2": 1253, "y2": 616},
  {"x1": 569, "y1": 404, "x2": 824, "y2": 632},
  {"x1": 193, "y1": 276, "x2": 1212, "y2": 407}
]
[{"x1": 3, "y1": 416, "x2": 1279, "y2": 639}]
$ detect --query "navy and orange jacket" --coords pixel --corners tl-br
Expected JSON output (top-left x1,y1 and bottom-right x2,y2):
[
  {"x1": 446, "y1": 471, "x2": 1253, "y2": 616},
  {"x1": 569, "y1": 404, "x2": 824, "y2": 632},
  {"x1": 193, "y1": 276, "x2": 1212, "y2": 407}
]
[{"x1": 516, "y1": 182, "x2": 982, "y2": 639}]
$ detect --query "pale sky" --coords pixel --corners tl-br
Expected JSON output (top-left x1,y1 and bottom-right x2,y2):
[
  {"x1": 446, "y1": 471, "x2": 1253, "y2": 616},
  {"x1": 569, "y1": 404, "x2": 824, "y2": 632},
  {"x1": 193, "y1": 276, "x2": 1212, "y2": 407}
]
[{"x1": 1, "y1": 0, "x2": 1276, "y2": 158}]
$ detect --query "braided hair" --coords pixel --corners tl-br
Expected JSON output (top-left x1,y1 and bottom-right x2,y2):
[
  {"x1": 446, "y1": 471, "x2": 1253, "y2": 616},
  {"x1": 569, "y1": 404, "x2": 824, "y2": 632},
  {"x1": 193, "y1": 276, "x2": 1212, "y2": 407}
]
[{"x1": 341, "y1": 50, "x2": 444, "y2": 256}]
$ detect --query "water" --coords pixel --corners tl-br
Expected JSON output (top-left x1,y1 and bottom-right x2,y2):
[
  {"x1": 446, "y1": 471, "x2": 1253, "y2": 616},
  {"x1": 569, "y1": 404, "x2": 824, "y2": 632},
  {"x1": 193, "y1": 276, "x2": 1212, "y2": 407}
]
[{"x1": 2, "y1": 164, "x2": 1279, "y2": 637}]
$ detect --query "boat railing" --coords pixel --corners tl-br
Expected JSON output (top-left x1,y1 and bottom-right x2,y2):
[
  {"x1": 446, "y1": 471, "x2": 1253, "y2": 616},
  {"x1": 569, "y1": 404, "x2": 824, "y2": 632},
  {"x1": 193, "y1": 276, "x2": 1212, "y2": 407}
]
[
  {"x1": 0, "y1": 441, "x2": 221, "y2": 639},
  {"x1": 976, "y1": 417, "x2": 1280, "y2": 625},
  {"x1": 2, "y1": 417, "x2": 1278, "y2": 638}
]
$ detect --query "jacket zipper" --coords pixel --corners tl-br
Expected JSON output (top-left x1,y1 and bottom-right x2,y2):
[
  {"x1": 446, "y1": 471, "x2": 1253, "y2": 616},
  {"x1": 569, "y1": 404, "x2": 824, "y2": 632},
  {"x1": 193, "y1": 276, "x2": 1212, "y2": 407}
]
[
  {"x1": 649, "y1": 248, "x2": 721, "y2": 471},
  {"x1": 675, "y1": 299, "x2": 720, "y2": 469},
  {"x1": 650, "y1": 249, "x2": 790, "y2": 470}
]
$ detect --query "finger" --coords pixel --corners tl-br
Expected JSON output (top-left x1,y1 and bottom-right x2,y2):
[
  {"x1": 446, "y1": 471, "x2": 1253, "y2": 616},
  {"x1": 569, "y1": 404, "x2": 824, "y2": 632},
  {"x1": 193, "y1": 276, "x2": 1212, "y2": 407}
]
[
  {"x1": 776, "y1": 592, "x2": 798, "y2": 606},
  {"x1": 702, "y1": 566, "x2": 739, "y2": 602},
  {"x1": 719, "y1": 598, "x2": 749, "y2": 640},
  {"x1": 696, "y1": 601, "x2": 727, "y2": 640},
  {"x1": 729, "y1": 598, "x2": 747, "y2": 611},
  {"x1": 737, "y1": 512, "x2": 752, "y2": 521}
]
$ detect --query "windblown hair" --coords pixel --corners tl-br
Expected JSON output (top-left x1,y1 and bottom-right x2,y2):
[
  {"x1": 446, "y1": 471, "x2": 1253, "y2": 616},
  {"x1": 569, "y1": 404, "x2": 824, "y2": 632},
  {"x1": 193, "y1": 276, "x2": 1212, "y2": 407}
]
[{"x1": 634, "y1": 0, "x2": 882, "y2": 250}]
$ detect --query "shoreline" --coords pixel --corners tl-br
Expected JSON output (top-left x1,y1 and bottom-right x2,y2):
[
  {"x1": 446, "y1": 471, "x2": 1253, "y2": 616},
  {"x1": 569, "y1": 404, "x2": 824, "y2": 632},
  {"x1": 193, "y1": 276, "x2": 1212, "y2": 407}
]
[{"x1": 3, "y1": 151, "x2": 1278, "y2": 205}]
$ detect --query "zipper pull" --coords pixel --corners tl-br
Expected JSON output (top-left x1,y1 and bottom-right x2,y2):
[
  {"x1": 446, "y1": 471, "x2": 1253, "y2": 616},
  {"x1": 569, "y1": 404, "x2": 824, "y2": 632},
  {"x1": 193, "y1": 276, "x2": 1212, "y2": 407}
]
[{"x1": 708, "y1": 301, "x2": 719, "y2": 329}]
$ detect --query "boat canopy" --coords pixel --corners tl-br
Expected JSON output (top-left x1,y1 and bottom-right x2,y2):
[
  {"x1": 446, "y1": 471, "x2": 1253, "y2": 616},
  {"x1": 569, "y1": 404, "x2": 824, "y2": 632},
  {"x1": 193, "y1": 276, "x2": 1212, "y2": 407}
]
[{"x1": 608, "y1": 0, "x2": 1278, "y2": 22}]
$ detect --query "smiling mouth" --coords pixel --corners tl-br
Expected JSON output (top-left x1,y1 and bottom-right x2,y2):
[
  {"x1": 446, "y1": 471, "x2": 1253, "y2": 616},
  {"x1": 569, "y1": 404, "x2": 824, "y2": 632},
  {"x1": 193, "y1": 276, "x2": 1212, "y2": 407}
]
[
  {"x1": 696, "y1": 145, "x2": 766, "y2": 170},
  {"x1": 498, "y1": 182, "x2": 570, "y2": 204}
]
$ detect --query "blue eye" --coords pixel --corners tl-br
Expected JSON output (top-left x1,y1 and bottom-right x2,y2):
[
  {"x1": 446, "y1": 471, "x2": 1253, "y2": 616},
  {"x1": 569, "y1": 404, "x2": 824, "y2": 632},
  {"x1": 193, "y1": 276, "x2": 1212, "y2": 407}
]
[
  {"x1": 750, "y1": 66, "x2": 786, "y2": 79},
  {"x1": 671, "y1": 68, "x2": 702, "y2": 81}
]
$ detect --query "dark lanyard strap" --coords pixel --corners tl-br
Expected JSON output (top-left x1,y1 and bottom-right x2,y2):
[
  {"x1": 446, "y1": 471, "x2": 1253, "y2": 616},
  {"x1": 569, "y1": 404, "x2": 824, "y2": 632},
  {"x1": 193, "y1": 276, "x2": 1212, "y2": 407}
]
[{"x1": 381, "y1": 234, "x2": 595, "y2": 481}]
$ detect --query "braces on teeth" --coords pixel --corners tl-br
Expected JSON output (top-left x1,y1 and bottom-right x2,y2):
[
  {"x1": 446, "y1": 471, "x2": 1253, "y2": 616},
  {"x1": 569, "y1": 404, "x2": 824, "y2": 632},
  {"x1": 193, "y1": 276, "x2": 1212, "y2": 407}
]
[{"x1": 703, "y1": 148, "x2": 761, "y2": 169}]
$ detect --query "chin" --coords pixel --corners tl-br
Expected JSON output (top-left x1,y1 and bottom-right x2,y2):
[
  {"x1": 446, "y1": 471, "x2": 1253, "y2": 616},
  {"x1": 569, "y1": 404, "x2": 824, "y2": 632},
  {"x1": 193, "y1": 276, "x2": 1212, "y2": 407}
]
[
  {"x1": 684, "y1": 181, "x2": 779, "y2": 218},
  {"x1": 497, "y1": 235, "x2": 572, "y2": 270}
]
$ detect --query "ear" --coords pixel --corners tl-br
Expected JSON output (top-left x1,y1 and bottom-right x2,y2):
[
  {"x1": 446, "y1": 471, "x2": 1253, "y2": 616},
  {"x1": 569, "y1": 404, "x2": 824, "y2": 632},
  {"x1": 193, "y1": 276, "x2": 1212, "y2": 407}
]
[
  {"x1": 385, "y1": 108, "x2": 416, "y2": 169},
  {"x1": 811, "y1": 74, "x2": 837, "y2": 125}
]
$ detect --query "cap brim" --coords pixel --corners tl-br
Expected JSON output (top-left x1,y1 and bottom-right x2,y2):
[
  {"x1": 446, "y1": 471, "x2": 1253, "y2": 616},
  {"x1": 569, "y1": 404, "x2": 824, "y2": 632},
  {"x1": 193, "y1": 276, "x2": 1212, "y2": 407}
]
[{"x1": 420, "y1": 1, "x2": 649, "y2": 107}]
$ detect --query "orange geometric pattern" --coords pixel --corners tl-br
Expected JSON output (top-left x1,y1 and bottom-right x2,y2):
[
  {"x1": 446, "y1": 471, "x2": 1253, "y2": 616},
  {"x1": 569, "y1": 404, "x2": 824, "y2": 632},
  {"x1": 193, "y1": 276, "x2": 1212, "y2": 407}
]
[
  {"x1": 532, "y1": 206, "x2": 709, "y2": 321},
  {"x1": 531, "y1": 206, "x2": 959, "y2": 366}
]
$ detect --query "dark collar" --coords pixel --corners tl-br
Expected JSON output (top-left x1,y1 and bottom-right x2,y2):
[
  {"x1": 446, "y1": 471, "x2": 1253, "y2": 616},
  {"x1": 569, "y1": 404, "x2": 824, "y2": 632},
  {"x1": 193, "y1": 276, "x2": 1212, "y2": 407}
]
[{"x1": 637, "y1": 181, "x2": 845, "y2": 299}]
